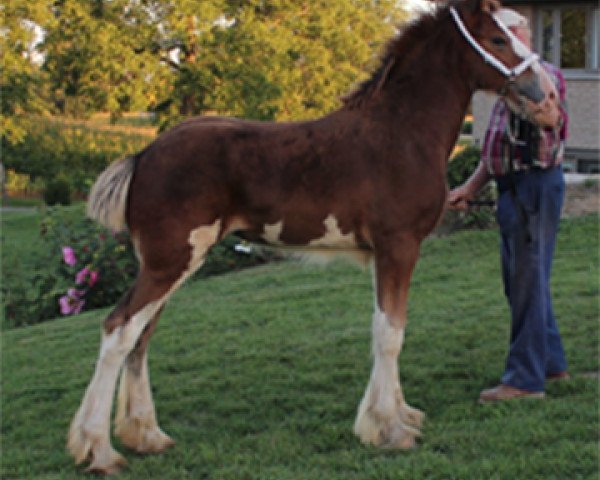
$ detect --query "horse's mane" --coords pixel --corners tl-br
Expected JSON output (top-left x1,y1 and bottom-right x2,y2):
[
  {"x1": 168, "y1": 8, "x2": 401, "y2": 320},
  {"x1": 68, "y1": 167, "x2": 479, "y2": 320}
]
[{"x1": 342, "y1": 5, "x2": 452, "y2": 108}]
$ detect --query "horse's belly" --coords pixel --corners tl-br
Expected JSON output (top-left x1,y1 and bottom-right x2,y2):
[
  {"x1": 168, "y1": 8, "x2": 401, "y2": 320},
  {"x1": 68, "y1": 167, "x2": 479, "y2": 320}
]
[{"x1": 262, "y1": 214, "x2": 358, "y2": 249}]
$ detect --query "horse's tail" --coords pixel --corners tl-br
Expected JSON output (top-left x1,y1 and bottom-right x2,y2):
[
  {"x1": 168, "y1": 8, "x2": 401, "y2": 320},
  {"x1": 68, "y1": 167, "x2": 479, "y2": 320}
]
[{"x1": 87, "y1": 156, "x2": 135, "y2": 232}]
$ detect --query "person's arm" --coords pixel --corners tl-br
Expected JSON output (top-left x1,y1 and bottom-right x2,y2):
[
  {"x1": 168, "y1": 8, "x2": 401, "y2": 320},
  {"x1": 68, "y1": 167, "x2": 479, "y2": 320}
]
[{"x1": 447, "y1": 160, "x2": 491, "y2": 211}]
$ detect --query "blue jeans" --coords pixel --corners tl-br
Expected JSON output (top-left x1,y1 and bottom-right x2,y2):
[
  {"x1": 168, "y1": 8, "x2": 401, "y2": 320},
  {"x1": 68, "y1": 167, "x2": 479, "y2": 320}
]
[{"x1": 495, "y1": 166, "x2": 567, "y2": 392}]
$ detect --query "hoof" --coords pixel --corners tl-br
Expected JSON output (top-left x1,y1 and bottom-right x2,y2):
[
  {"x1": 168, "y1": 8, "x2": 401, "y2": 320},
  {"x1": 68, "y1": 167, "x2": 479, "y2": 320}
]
[
  {"x1": 354, "y1": 409, "x2": 421, "y2": 450},
  {"x1": 68, "y1": 422, "x2": 93, "y2": 465},
  {"x1": 115, "y1": 418, "x2": 175, "y2": 454},
  {"x1": 399, "y1": 403, "x2": 425, "y2": 429},
  {"x1": 68, "y1": 420, "x2": 127, "y2": 475},
  {"x1": 84, "y1": 451, "x2": 127, "y2": 476}
]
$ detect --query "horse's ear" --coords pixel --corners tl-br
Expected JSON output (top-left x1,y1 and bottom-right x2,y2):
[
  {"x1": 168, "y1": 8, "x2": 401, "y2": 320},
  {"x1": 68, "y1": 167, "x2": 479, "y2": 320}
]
[
  {"x1": 481, "y1": 0, "x2": 501, "y2": 13},
  {"x1": 465, "y1": 0, "x2": 502, "y2": 14}
]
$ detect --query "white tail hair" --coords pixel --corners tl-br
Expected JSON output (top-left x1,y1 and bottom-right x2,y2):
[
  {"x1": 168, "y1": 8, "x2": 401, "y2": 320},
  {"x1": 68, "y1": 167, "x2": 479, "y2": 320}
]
[{"x1": 87, "y1": 157, "x2": 135, "y2": 232}]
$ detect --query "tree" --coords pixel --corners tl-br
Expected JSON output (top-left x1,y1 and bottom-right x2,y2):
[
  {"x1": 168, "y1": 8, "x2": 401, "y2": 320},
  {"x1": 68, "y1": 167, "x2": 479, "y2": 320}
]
[
  {"x1": 4, "y1": 0, "x2": 407, "y2": 132},
  {"x1": 151, "y1": 0, "x2": 406, "y2": 129},
  {"x1": 41, "y1": 0, "x2": 160, "y2": 120},
  {"x1": 1, "y1": 0, "x2": 48, "y2": 143}
]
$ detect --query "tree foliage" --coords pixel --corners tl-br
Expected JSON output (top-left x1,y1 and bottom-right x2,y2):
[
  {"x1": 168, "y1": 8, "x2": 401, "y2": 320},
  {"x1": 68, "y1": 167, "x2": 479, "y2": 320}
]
[
  {"x1": 152, "y1": 0, "x2": 405, "y2": 128},
  {"x1": 2, "y1": 0, "x2": 407, "y2": 141},
  {"x1": 41, "y1": 0, "x2": 160, "y2": 119},
  {"x1": 1, "y1": 0, "x2": 49, "y2": 143}
]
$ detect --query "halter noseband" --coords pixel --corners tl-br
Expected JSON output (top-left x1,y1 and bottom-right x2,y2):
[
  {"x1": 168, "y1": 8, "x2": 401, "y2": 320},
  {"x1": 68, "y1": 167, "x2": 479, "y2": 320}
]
[{"x1": 449, "y1": 7, "x2": 539, "y2": 79}]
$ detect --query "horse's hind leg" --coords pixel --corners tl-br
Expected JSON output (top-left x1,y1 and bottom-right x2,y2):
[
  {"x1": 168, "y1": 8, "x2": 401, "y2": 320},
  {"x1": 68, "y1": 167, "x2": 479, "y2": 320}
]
[
  {"x1": 67, "y1": 273, "x2": 177, "y2": 474},
  {"x1": 114, "y1": 308, "x2": 175, "y2": 454},
  {"x1": 68, "y1": 220, "x2": 221, "y2": 474}
]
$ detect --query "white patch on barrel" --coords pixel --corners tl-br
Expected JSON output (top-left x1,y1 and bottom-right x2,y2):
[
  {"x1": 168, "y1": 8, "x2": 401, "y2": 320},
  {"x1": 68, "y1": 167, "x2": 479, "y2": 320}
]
[
  {"x1": 262, "y1": 221, "x2": 284, "y2": 245},
  {"x1": 186, "y1": 220, "x2": 221, "y2": 278},
  {"x1": 309, "y1": 214, "x2": 356, "y2": 248}
]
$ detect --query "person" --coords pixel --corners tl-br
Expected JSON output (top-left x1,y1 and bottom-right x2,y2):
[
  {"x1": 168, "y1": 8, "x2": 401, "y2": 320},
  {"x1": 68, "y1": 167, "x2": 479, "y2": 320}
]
[{"x1": 447, "y1": 8, "x2": 570, "y2": 403}]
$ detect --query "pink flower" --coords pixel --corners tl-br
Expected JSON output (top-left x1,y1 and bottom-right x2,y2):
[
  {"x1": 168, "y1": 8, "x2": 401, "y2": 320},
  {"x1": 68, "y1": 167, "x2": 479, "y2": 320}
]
[
  {"x1": 89, "y1": 270, "x2": 99, "y2": 287},
  {"x1": 59, "y1": 288, "x2": 86, "y2": 315},
  {"x1": 68, "y1": 288, "x2": 85, "y2": 299},
  {"x1": 59, "y1": 295, "x2": 71, "y2": 315},
  {"x1": 75, "y1": 267, "x2": 90, "y2": 285},
  {"x1": 62, "y1": 247, "x2": 77, "y2": 266}
]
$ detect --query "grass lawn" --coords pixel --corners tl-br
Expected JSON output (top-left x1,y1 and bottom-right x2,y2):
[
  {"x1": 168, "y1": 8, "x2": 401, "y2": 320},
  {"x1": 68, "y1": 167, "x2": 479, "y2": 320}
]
[
  {"x1": 1, "y1": 208, "x2": 44, "y2": 274},
  {"x1": 1, "y1": 215, "x2": 598, "y2": 479}
]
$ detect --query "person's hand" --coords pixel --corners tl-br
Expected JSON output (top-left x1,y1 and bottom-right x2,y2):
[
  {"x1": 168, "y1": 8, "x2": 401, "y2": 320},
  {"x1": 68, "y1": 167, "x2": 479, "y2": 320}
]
[{"x1": 447, "y1": 185, "x2": 474, "y2": 211}]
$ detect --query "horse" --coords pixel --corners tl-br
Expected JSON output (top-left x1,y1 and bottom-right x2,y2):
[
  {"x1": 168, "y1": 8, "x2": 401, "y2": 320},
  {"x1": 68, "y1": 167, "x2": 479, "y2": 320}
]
[{"x1": 68, "y1": 0, "x2": 560, "y2": 474}]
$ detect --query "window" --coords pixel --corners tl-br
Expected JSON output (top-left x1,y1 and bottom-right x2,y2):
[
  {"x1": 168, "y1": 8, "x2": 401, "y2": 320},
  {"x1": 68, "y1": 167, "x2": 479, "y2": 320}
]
[{"x1": 535, "y1": 4, "x2": 599, "y2": 72}]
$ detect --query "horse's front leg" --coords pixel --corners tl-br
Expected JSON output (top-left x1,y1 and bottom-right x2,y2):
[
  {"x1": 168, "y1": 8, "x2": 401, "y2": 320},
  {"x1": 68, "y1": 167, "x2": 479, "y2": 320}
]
[{"x1": 354, "y1": 239, "x2": 424, "y2": 449}]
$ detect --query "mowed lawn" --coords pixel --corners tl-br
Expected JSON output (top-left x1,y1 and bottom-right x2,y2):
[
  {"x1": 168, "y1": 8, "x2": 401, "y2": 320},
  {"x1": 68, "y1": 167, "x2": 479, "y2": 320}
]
[{"x1": 1, "y1": 213, "x2": 598, "y2": 479}]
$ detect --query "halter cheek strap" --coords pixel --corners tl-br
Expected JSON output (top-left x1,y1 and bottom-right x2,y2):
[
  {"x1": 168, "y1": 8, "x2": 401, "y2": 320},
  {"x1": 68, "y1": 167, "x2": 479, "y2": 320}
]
[{"x1": 449, "y1": 7, "x2": 539, "y2": 79}]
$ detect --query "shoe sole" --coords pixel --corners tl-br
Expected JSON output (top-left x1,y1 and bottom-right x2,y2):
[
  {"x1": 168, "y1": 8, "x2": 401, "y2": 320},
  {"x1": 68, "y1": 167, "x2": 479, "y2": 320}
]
[{"x1": 478, "y1": 392, "x2": 545, "y2": 404}]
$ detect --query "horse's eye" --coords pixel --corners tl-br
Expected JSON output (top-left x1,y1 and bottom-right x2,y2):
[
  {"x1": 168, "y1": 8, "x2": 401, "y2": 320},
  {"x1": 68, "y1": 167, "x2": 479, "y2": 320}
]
[{"x1": 491, "y1": 36, "x2": 507, "y2": 47}]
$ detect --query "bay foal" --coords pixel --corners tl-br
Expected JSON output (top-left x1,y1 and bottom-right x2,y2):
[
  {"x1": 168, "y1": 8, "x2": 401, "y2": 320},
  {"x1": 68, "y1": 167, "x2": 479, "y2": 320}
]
[{"x1": 69, "y1": 0, "x2": 559, "y2": 473}]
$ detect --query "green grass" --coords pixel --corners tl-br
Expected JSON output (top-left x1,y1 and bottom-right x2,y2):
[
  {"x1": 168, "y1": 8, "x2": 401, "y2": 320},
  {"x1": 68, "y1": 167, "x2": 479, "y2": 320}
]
[
  {"x1": 1, "y1": 209, "x2": 44, "y2": 274},
  {"x1": 1, "y1": 215, "x2": 598, "y2": 479}
]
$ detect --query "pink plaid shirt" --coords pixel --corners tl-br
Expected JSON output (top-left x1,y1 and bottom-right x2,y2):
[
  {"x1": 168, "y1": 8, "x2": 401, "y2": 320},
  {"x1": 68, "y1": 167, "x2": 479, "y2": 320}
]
[{"x1": 482, "y1": 62, "x2": 568, "y2": 177}]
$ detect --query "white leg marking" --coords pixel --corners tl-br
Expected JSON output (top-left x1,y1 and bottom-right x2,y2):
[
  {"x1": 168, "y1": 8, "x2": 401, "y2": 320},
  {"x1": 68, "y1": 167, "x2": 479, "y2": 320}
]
[
  {"x1": 68, "y1": 300, "x2": 163, "y2": 471},
  {"x1": 354, "y1": 309, "x2": 423, "y2": 449},
  {"x1": 115, "y1": 350, "x2": 174, "y2": 453}
]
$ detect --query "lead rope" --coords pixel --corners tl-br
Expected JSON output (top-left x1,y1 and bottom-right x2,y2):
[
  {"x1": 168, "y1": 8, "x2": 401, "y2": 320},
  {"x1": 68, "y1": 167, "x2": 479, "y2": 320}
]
[{"x1": 505, "y1": 114, "x2": 532, "y2": 244}]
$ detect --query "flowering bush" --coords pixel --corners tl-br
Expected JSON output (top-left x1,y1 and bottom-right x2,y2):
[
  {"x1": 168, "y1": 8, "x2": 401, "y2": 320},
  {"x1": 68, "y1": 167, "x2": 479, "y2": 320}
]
[
  {"x1": 2, "y1": 205, "x2": 282, "y2": 328},
  {"x1": 57, "y1": 251, "x2": 100, "y2": 315},
  {"x1": 2, "y1": 206, "x2": 138, "y2": 327},
  {"x1": 40, "y1": 208, "x2": 138, "y2": 317}
]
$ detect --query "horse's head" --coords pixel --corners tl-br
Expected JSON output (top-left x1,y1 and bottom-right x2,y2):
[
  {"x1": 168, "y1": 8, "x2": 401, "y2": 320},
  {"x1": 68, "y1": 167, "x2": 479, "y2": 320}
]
[{"x1": 453, "y1": 0, "x2": 560, "y2": 128}]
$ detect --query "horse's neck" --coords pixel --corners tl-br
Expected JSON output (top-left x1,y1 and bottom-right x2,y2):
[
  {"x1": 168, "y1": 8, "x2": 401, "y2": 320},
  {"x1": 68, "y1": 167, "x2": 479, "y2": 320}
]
[
  {"x1": 376, "y1": 33, "x2": 474, "y2": 163},
  {"x1": 402, "y1": 66, "x2": 472, "y2": 150},
  {"x1": 408, "y1": 69, "x2": 471, "y2": 157}
]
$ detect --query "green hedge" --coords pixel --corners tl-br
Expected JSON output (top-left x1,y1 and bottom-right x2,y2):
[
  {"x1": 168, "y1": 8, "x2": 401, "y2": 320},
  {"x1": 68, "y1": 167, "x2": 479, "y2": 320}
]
[
  {"x1": 443, "y1": 145, "x2": 496, "y2": 232},
  {"x1": 1, "y1": 116, "x2": 150, "y2": 196}
]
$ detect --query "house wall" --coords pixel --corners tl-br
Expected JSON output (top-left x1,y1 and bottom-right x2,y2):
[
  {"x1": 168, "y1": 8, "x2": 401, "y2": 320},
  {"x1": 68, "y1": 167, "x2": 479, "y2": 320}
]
[{"x1": 566, "y1": 79, "x2": 600, "y2": 150}]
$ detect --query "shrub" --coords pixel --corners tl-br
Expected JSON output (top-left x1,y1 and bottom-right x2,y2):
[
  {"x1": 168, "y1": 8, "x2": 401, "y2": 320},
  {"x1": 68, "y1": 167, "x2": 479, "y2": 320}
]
[
  {"x1": 1, "y1": 116, "x2": 150, "y2": 196},
  {"x1": 461, "y1": 120, "x2": 473, "y2": 135},
  {"x1": 2, "y1": 206, "x2": 283, "y2": 328},
  {"x1": 447, "y1": 145, "x2": 481, "y2": 189},
  {"x1": 43, "y1": 177, "x2": 72, "y2": 206},
  {"x1": 2, "y1": 206, "x2": 138, "y2": 327},
  {"x1": 195, "y1": 236, "x2": 283, "y2": 279},
  {"x1": 442, "y1": 145, "x2": 496, "y2": 232}
]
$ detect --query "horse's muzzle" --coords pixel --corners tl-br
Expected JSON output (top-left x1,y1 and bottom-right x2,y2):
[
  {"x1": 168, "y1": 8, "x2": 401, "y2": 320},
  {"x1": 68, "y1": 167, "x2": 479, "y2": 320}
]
[{"x1": 515, "y1": 76, "x2": 545, "y2": 104}]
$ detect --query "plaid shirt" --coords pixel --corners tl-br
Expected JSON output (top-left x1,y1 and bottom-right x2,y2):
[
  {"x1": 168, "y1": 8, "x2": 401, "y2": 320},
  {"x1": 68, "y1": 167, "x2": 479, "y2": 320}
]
[{"x1": 482, "y1": 62, "x2": 568, "y2": 177}]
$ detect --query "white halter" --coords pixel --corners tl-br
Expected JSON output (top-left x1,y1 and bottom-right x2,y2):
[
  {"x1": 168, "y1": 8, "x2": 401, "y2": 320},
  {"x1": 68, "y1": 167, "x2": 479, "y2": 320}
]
[{"x1": 449, "y1": 7, "x2": 539, "y2": 78}]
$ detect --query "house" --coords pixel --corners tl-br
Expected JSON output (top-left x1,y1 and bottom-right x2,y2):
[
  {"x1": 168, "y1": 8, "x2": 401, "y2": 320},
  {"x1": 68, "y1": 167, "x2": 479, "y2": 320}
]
[{"x1": 471, "y1": 0, "x2": 600, "y2": 172}]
